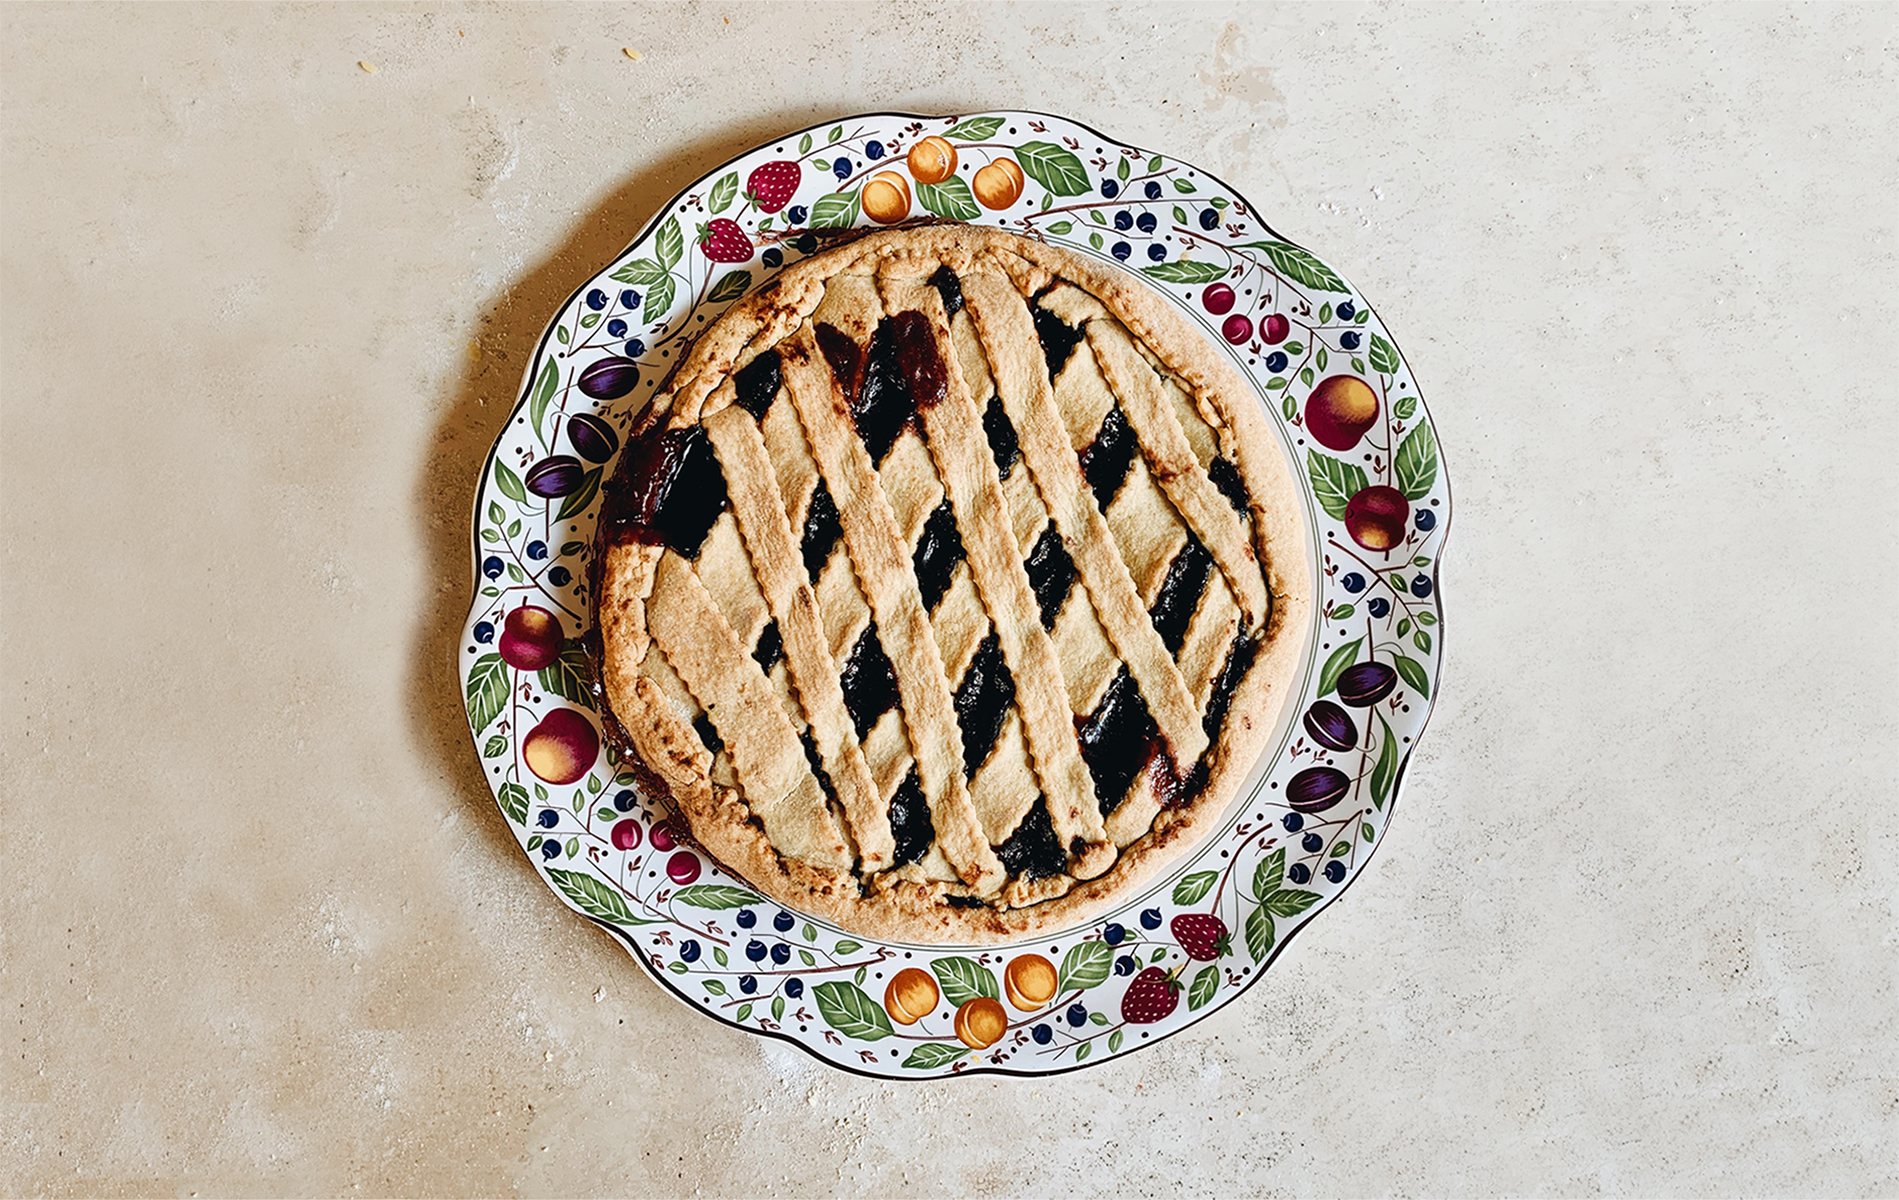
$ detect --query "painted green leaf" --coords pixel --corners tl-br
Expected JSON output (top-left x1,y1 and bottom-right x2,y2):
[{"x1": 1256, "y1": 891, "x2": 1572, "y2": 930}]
[
  {"x1": 1045, "y1": 220, "x2": 1074, "y2": 235},
  {"x1": 1211, "y1": 196, "x2": 1228, "y2": 210},
  {"x1": 505, "y1": 518, "x2": 521, "y2": 539},
  {"x1": 1316, "y1": 346, "x2": 1328, "y2": 372},
  {"x1": 1172, "y1": 205, "x2": 1187, "y2": 224},
  {"x1": 798, "y1": 132, "x2": 813, "y2": 154},
  {"x1": 494, "y1": 460, "x2": 527, "y2": 504},
  {"x1": 814, "y1": 981, "x2": 893, "y2": 1041},
  {"x1": 610, "y1": 257, "x2": 667, "y2": 285},
  {"x1": 1263, "y1": 888, "x2": 1321, "y2": 918},
  {"x1": 546, "y1": 867, "x2": 651, "y2": 926},
  {"x1": 916, "y1": 177, "x2": 980, "y2": 221},
  {"x1": 827, "y1": 125, "x2": 843, "y2": 143},
  {"x1": 594, "y1": 806, "x2": 615, "y2": 823},
  {"x1": 735, "y1": 1002, "x2": 752, "y2": 1022},
  {"x1": 1417, "y1": 610, "x2": 1437, "y2": 627},
  {"x1": 901, "y1": 1043, "x2": 970, "y2": 1069},
  {"x1": 1267, "y1": 377, "x2": 1288, "y2": 390},
  {"x1": 1319, "y1": 303, "x2": 1333, "y2": 325},
  {"x1": 707, "y1": 270, "x2": 752, "y2": 304},
  {"x1": 1317, "y1": 637, "x2": 1363, "y2": 699},
  {"x1": 1075, "y1": 1040, "x2": 1092, "y2": 1062},
  {"x1": 1041, "y1": 193, "x2": 1052, "y2": 211},
  {"x1": 1089, "y1": 231, "x2": 1103, "y2": 250},
  {"x1": 943, "y1": 116, "x2": 1004, "y2": 140},
  {"x1": 554, "y1": 467, "x2": 602, "y2": 521},
  {"x1": 527, "y1": 835, "x2": 542, "y2": 851},
  {"x1": 1363, "y1": 822, "x2": 1376, "y2": 842},
  {"x1": 1237, "y1": 240, "x2": 1350, "y2": 292},
  {"x1": 655, "y1": 219, "x2": 684, "y2": 269},
  {"x1": 498, "y1": 781, "x2": 529, "y2": 825},
  {"x1": 1150, "y1": 948, "x2": 1167, "y2": 963},
  {"x1": 565, "y1": 837, "x2": 578, "y2": 858},
  {"x1": 810, "y1": 188, "x2": 861, "y2": 229},
  {"x1": 1331, "y1": 603, "x2": 1356, "y2": 621},
  {"x1": 833, "y1": 940, "x2": 862, "y2": 955},
  {"x1": 1283, "y1": 341, "x2": 1305, "y2": 355},
  {"x1": 560, "y1": 540, "x2": 587, "y2": 557},
  {"x1": 930, "y1": 956, "x2": 999, "y2": 1006},
  {"x1": 1299, "y1": 366, "x2": 1315, "y2": 387},
  {"x1": 1351, "y1": 356, "x2": 1366, "y2": 375},
  {"x1": 1117, "y1": 156, "x2": 1131, "y2": 181},
  {"x1": 1015, "y1": 141, "x2": 1090, "y2": 197},
  {"x1": 1172, "y1": 871, "x2": 1218, "y2": 906},
  {"x1": 1394, "y1": 394, "x2": 1417, "y2": 420},
  {"x1": 1394, "y1": 654, "x2": 1430, "y2": 699},
  {"x1": 1147, "y1": 155, "x2": 1163, "y2": 172},
  {"x1": 703, "y1": 979, "x2": 726, "y2": 996},
  {"x1": 813, "y1": 158, "x2": 830, "y2": 173},
  {"x1": 1414, "y1": 629, "x2": 1433, "y2": 654},
  {"x1": 1173, "y1": 177, "x2": 1197, "y2": 194},
  {"x1": 1398, "y1": 618, "x2": 1413, "y2": 637},
  {"x1": 1139, "y1": 260, "x2": 1226, "y2": 284},
  {"x1": 1282, "y1": 395, "x2": 1297, "y2": 420},
  {"x1": 1307, "y1": 451, "x2": 1369, "y2": 520},
  {"x1": 667, "y1": 960, "x2": 687, "y2": 974},
  {"x1": 708, "y1": 171, "x2": 739, "y2": 215},
  {"x1": 483, "y1": 734, "x2": 507, "y2": 758},
  {"x1": 1370, "y1": 332, "x2": 1401, "y2": 375},
  {"x1": 1057, "y1": 940, "x2": 1113, "y2": 992},
  {"x1": 466, "y1": 653, "x2": 509, "y2": 733},
  {"x1": 798, "y1": 949, "x2": 814, "y2": 967},
  {"x1": 1253, "y1": 847, "x2": 1285, "y2": 901},
  {"x1": 1245, "y1": 906, "x2": 1274, "y2": 961},
  {"x1": 772, "y1": 995, "x2": 785, "y2": 1021},
  {"x1": 712, "y1": 947, "x2": 727, "y2": 967},
  {"x1": 1108, "y1": 1029, "x2": 1124, "y2": 1053},
  {"x1": 1089, "y1": 209, "x2": 1107, "y2": 225},
  {"x1": 555, "y1": 326, "x2": 568, "y2": 345},
  {"x1": 1394, "y1": 422, "x2": 1438, "y2": 501},
  {"x1": 642, "y1": 274, "x2": 676, "y2": 322},
  {"x1": 579, "y1": 312, "x2": 600, "y2": 329},
  {"x1": 1329, "y1": 841, "x2": 1350, "y2": 858},
  {"x1": 506, "y1": 562, "x2": 524, "y2": 583},
  {"x1": 1089, "y1": 1011, "x2": 1108, "y2": 1026},
  {"x1": 488, "y1": 501, "x2": 505, "y2": 526},
  {"x1": 1188, "y1": 965, "x2": 1219, "y2": 1011},
  {"x1": 671, "y1": 884, "x2": 763, "y2": 910},
  {"x1": 802, "y1": 923, "x2": 816, "y2": 941}
]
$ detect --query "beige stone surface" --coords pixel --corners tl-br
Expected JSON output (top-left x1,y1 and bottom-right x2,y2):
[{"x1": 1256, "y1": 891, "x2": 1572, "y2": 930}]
[{"x1": 3, "y1": 3, "x2": 1896, "y2": 1195}]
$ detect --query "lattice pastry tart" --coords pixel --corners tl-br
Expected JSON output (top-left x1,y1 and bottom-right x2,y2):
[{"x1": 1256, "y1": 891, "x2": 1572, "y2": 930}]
[{"x1": 595, "y1": 225, "x2": 1309, "y2": 942}]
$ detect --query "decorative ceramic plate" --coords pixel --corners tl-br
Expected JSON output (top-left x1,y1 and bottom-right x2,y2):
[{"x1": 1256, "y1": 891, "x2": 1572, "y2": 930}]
[{"x1": 460, "y1": 112, "x2": 1447, "y2": 1078}]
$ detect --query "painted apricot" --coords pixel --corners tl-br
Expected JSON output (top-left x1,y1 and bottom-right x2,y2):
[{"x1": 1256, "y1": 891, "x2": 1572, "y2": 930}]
[
  {"x1": 883, "y1": 967, "x2": 939, "y2": 1025},
  {"x1": 862, "y1": 171, "x2": 912, "y2": 224},
  {"x1": 906, "y1": 136, "x2": 958, "y2": 185},
  {"x1": 1305, "y1": 375, "x2": 1379, "y2": 452},
  {"x1": 1003, "y1": 953, "x2": 1058, "y2": 1010},
  {"x1": 954, "y1": 997, "x2": 1009, "y2": 1049},
  {"x1": 972, "y1": 158, "x2": 1025, "y2": 209}
]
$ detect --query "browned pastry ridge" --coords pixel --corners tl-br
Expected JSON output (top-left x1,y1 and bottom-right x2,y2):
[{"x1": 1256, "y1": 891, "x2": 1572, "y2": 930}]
[{"x1": 594, "y1": 226, "x2": 1311, "y2": 943}]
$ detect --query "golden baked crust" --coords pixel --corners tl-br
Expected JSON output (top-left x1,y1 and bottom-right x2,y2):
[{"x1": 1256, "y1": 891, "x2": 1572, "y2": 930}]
[{"x1": 595, "y1": 226, "x2": 1310, "y2": 943}]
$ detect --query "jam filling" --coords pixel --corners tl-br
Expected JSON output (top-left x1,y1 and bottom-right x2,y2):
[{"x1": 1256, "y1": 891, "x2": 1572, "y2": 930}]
[
  {"x1": 1180, "y1": 629, "x2": 1258, "y2": 798},
  {"x1": 1024, "y1": 523, "x2": 1076, "y2": 629},
  {"x1": 1080, "y1": 405, "x2": 1137, "y2": 510},
  {"x1": 1077, "y1": 666, "x2": 1161, "y2": 817},
  {"x1": 952, "y1": 631, "x2": 1015, "y2": 780},
  {"x1": 912, "y1": 500, "x2": 965, "y2": 612},
  {"x1": 995, "y1": 797, "x2": 1064, "y2": 880},
  {"x1": 600, "y1": 424, "x2": 727, "y2": 560},
  {"x1": 798, "y1": 728, "x2": 842, "y2": 812},
  {"x1": 982, "y1": 395, "x2": 1020, "y2": 478},
  {"x1": 928, "y1": 265, "x2": 964, "y2": 319},
  {"x1": 1149, "y1": 536, "x2": 1213, "y2": 655},
  {"x1": 840, "y1": 624, "x2": 899, "y2": 738},
  {"x1": 799, "y1": 481, "x2": 842, "y2": 582},
  {"x1": 733, "y1": 349, "x2": 782, "y2": 420},
  {"x1": 815, "y1": 323, "x2": 863, "y2": 407},
  {"x1": 888, "y1": 310, "x2": 948, "y2": 412},
  {"x1": 887, "y1": 767, "x2": 934, "y2": 868},
  {"x1": 1207, "y1": 455, "x2": 1249, "y2": 516},
  {"x1": 693, "y1": 713, "x2": 724, "y2": 755},
  {"x1": 751, "y1": 619, "x2": 783, "y2": 674},
  {"x1": 1032, "y1": 305, "x2": 1086, "y2": 380},
  {"x1": 817, "y1": 313, "x2": 949, "y2": 466}
]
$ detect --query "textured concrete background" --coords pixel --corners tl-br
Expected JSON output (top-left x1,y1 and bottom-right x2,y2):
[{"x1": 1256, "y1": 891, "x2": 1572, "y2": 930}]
[{"x1": 3, "y1": 2, "x2": 1895, "y2": 1195}]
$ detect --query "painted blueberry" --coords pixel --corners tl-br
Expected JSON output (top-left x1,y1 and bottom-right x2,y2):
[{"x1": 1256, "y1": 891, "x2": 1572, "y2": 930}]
[
  {"x1": 1140, "y1": 908, "x2": 1162, "y2": 930},
  {"x1": 745, "y1": 939, "x2": 767, "y2": 962},
  {"x1": 547, "y1": 566, "x2": 572, "y2": 587},
  {"x1": 1302, "y1": 832, "x2": 1323, "y2": 853},
  {"x1": 770, "y1": 944, "x2": 791, "y2": 965},
  {"x1": 762, "y1": 248, "x2": 783, "y2": 268},
  {"x1": 540, "y1": 840, "x2": 561, "y2": 861},
  {"x1": 736, "y1": 909, "x2": 756, "y2": 928},
  {"x1": 1265, "y1": 352, "x2": 1289, "y2": 373},
  {"x1": 1032, "y1": 1023, "x2": 1053, "y2": 1044},
  {"x1": 1146, "y1": 244, "x2": 1166, "y2": 262},
  {"x1": 607, "y1": 319, "x2": 628, "y2": 338},
  {"x1": 787, "y1": 205, "x2": 808, "y2": 225},
  {"x1": 1103, "y1": 922, "x2": 1126, "y2": 946},
  {"x1": 1100, "y1": 179, "x2": 1120, "y2": 199},
  {"x1": 739, "y1": 974, "x2": 757, "y2": 994},
  {"x1": 1144, "y1": 181, "x2": 1163, "y2": 199},
  {"x1": 678, "y1": 939, "x2": 701, "y2": 963},
  {"x1": 1337, "y1": 301, "x2": 1356, "y2": 320},
  {"x1": 613, "y1": 789, "x2": 636, "y2": 812},
  {"x1": 1136, "y1": 212, "x2": 1157, "y2": 234},
  {"x1": 482, "y1": 556, "x2": 504, "y2": 580},
  {"x1": 1113, "y1": 211, "x2": 1133, "y2": 231},
  {"x1": 537, "y1": 809, "x2": 560, "y2": 829},
  {"x1": 1112, "y1": 241, "x2": 1132, "y2": 261},
  {"x1": 784, "y1": 977, "x2": 803, "y2": 998},
  {"x1": 865, "y1": 140, "x2": 885, "y2": 160},
  {"x1": 1412, "y1": 575, "x2": 1433, "y2": 598},
  {"x1": 833, "y1": 158, "x2": 851, "y2": 181},
  {"x1": 526, "y1": 540, "x2": 548, "y2": 560},
  {"x1": 1199, "y1": 208, "x2": 1219, "y2": 230},
  {"x1": 1324, "y1": 860, "x2": 1347, "y2": 883},
  {"x1": 1282, "y1": 812, "x2": 1304, "y2": 832},
  {"x1": 1066, "y1": 1003, "x2": 1088, "y2": 1027},
  {"x1": 1339, "y1": 331, "x2": 1362, "y2": 350},
  {"x1": 1341, "y1": 572, "x2": 1365, "y2": 593},
  {"x1": 773, "y1": 911, "x2": 795, "y2": 932},
  {"x1": 1288, "y1": 862, "x2": 1312, "y2": 885},
  {"x1": 473, "y1": 621, "x2": 495, "y2": 644},
  {"x1": 586, "y1": 289, "x2": 607, "y2": 311},
  {"x1": 1416, "y1": 508, "x2": 1437, "y2": 531},
  {"x1": 794, "y1": 234, "x2": 818, "y2": 253},
  {"x1": 619, "y1": 289, "x2": 641, "y2": 309},
  {"x1": 624, "y1": 338, "x2": 646, "y2": 357},
  {"x1": 1114, "y1": 955, "x2": 1136, "y2": 976},
  {"x1": 1367, "y1": 597, "x2": 1391, "y2": 619}
]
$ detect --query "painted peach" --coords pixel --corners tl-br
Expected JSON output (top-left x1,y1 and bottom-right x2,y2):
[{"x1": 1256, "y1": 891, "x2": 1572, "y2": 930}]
[
  {"x1": 883, "y1": 967, "x2": 939, "y2": 1025},
  {"x1": 1003, "y1": 953, "x2": 1058, "y2": 1010},
  {"x1": 954, "y1": 997, "x2": 1009, "y2": 1049},
  {"x1": 862, "y1": 171, "x2": 911, "y2": 224},
  {"x1": 523, "y1": 708, "x2": 599, "y2": 785},
  {"x1": 1305, "y1": 375, "x2": 1379, "y2": 451},
  {"x1": 972, "y1": 158, "x2": 1025, "y2": 210},
  {"x1": 906, "y1": 136, "x2": 958, "y2": 185}
]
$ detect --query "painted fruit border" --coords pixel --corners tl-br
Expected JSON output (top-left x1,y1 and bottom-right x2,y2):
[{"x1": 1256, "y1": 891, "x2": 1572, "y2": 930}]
[{"x1": 459, "y1": 112, "x2": 1448, "y2": 1079}]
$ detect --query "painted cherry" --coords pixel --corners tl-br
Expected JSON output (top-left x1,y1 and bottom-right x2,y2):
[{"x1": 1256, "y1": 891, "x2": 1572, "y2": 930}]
[
  {"x1": 610, "y1": 819, "x2": 642, "y2": 851},
  {"x1": 1201, "y1": 283, "x2": 1235, "y2": 315},
  {"x1": 666, "y1": 850, "x2": 701, "y2": 885},
  {"x1": 1262, "y1": 313, "x2": 1291, "y2": 344},
  {"x1": 1221, "y1": 314, "x2": 1253, "y2": 345}
]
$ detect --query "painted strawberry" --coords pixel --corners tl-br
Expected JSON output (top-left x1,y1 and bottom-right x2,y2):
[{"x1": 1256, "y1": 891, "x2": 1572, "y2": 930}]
[
  {"x1": 698, "y1": 218, "x2": 753, "y2": 264},
  {"x1": 1170, "y1": 913, "x2": 1231, "y2": 962},
  {"x1": 1121, "y1": 966, "x2": 1182, "y2": 1025},
  {"x1": 745, "y1": 160, "x2": 801, "y2": 213}
]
